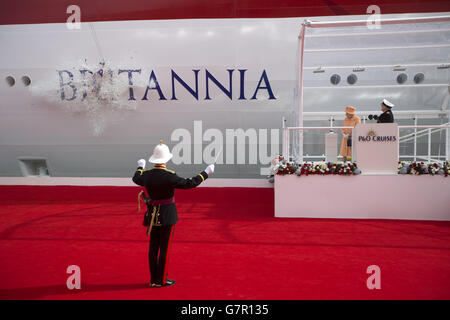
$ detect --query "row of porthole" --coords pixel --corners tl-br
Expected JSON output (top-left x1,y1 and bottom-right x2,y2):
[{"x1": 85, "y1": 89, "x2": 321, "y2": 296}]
[
  {"x1": 6, "y1": 73, "x2": 428, "y2": 87},
  {"x1": 395, "y1": 72, "x2": 425, "y2": 84},
  {"x1": 329, "y1": 73, "x2": 425, "y2": 85},
  {"x1": 6, "y1": 76, "x2": 32, "y2": 87}
]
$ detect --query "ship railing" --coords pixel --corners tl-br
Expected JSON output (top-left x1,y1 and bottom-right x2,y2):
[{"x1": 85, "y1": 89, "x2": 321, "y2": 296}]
[{"x1": 283, "y1": 124, "x2": 450, "y2": 164}]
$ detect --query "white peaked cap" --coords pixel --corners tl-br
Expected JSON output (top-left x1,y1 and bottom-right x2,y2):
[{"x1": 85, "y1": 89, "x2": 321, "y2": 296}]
[
  {"x1": 382, "y1": 99, "x2": 394, "y2": 108},
  {"x1": 149, "y1": 140, "x2": 173, "y2": 164}
]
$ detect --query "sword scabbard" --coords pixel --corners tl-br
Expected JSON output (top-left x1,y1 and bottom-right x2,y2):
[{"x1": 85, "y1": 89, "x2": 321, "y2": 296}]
[{"x1": 147, "y1": 206, "x2": 157, "y2": 237}]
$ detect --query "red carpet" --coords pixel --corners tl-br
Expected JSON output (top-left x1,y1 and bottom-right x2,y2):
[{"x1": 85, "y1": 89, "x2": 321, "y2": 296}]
[{"x1": 0, "y1": 185, "x2": 449, "y2": 300}]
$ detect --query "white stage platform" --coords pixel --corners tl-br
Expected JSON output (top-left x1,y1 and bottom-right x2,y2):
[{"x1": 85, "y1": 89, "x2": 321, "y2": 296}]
[{"x1": 275, "y1": 174, "x2": 450, "y2": 221}]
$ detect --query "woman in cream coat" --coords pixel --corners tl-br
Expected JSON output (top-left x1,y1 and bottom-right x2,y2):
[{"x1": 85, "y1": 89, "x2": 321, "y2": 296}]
[{"x1": 340, "y1": 106, "x2": 361, "y2": 162}]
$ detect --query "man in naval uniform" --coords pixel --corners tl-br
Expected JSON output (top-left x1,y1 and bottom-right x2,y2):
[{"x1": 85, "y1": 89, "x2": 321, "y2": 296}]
[
  {"x1": 377, "y1": 99, "x2": 395, "y2": 123},
  {"x1": 132, "y1": 141, "x2": 214, "y2": 287}
]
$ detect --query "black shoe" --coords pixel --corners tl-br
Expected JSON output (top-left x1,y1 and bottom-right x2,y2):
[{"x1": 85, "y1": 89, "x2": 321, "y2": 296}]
[
  {"x1": 162, "y1": 279, "x2": 176, "y2": 287},
  {"x1": 150, "y1": 279, "x2": 176, "y2": 287}
]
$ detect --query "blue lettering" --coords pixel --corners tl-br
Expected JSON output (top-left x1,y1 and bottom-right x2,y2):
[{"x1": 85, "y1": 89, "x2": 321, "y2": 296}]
[
  {"x1": 79, "y1": 69, "x2": 99, "y2": 101},
  {"x1": 238, "y1": 69, "x2": 247, "y2": 100},
  {"x1": 171, "y1": 69, "x2": 200, "y2": 100},
  {"x1": 251, "y1": 70, "x2": 276, "y2": 100},
  {"x1": 142, "y1": 70, "x2": 167, "y2": 101},
  {"x1": 118, "y1": 69, "x2": 141, "y2": 100},
  {"x1": 205, "y1": 69, "x2": 233, "y2": 100},
  {"x1": 57, "y1": 70, "x2": 77, "y2": 101}
]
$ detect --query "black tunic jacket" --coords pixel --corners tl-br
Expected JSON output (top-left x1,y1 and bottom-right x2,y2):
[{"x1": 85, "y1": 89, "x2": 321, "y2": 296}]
[
  {"x1": 377, "y1": 110, "x2": 394, "y2": 123},
  {"x1": 132, "y1": 167, "x2": 208, "y2": 226}
]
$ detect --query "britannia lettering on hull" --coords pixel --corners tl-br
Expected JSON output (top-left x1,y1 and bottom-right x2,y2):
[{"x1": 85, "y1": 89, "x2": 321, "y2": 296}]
[{"x1": 58, "y1": 68, "x2": 277, "y2": 102}]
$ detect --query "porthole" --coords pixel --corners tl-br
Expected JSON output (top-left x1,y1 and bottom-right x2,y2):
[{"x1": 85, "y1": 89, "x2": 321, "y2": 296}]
[
  {"x1": 6, "y1": 76, "x2": 15, "y2": 87},
  {"x1": 396, "y1": 73, "x2": 408, "y2": 84},
  {"x1": 22, "y1": 76, "x2": 31, "y2": 86},
  {"x1": 414, "y1": 73, "x2": 425, "y2": 84},
  {"x1": 347, "y1": 74, "x2": 357, "y2": 85},
  {"x1": 330, "y1": 74, "x2": 341, "y2": 85}
]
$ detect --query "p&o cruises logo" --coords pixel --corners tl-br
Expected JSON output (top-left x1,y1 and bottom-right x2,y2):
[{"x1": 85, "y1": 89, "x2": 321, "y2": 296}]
[{"x1": 358, "y1": 129, "x2": 397, "y2": 142}]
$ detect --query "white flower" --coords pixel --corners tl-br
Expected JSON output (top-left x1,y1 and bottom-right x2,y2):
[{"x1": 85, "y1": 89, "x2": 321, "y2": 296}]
[{"x1": 272, "y1": 164, "x2": 280, "y2": 174}]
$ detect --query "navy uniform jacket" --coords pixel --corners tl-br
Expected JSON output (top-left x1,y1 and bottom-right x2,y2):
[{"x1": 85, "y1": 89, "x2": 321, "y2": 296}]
[
  {"x1": 132, "y1": 166, "x2": 208, "y2": 226},
  {"x1": 377, "y1": 110, "x2": 394, "y2": 123}
]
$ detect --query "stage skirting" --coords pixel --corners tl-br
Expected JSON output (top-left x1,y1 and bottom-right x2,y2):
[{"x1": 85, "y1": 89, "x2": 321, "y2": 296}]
[{"x1": 275, "y1": 175, "x2": 450, "y2": 221}]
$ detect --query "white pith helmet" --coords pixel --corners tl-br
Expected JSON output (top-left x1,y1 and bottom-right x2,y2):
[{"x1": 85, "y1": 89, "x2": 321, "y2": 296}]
[{"x1": 149, "y1": 140, "x2": 173, "y2": 164}]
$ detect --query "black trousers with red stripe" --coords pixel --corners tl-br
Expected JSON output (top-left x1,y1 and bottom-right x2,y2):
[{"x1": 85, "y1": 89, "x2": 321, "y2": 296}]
[{"x1": 149, "y1": 224, "x2": 175, "y2": 284}]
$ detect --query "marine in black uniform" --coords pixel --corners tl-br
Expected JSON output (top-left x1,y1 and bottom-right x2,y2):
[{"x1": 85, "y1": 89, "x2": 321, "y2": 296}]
[
  {"x1": 132, "y1": 141, "x2": 214, "y2": 287},
  {"x1": 377, "y1": 99, "x2": 395, "y2": 123}
]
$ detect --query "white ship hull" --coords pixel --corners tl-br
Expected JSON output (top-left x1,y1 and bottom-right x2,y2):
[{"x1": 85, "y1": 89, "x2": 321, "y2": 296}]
[{"x1": 1, "y1": 12, "x2": 449, "y2": 179}]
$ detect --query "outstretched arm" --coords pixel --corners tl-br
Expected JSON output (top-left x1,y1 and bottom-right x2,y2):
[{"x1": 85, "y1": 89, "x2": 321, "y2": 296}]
[
  {"x1": 171, "y1": 164, "x2": 214, "y2": 189},
  {"x1": 132, "y1": 159, "x2": 146, "y2": 186},
  {"x1": 172, "y1": 171, "x2": 208, "y2": 189}
]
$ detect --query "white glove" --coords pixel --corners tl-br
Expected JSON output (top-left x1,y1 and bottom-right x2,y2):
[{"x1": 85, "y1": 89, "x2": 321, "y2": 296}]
[
  {"x1": 137, "y1": 159, "x2": 146, "y2": 168},
  {"x1": 205, "y1": 164, "x2": 214, "y2": 175},
  {"x1": 343, "y1": 134, "x2": 349, "y2": 138}
]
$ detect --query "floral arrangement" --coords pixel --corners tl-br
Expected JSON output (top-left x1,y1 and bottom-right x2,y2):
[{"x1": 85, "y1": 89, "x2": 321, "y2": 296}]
[
  {"x1": 269, "y1": 155, "x2": 361, "y2": 179},
  {"x1": 398, "y1": 161, "x2": 449, "y2": 177}
]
